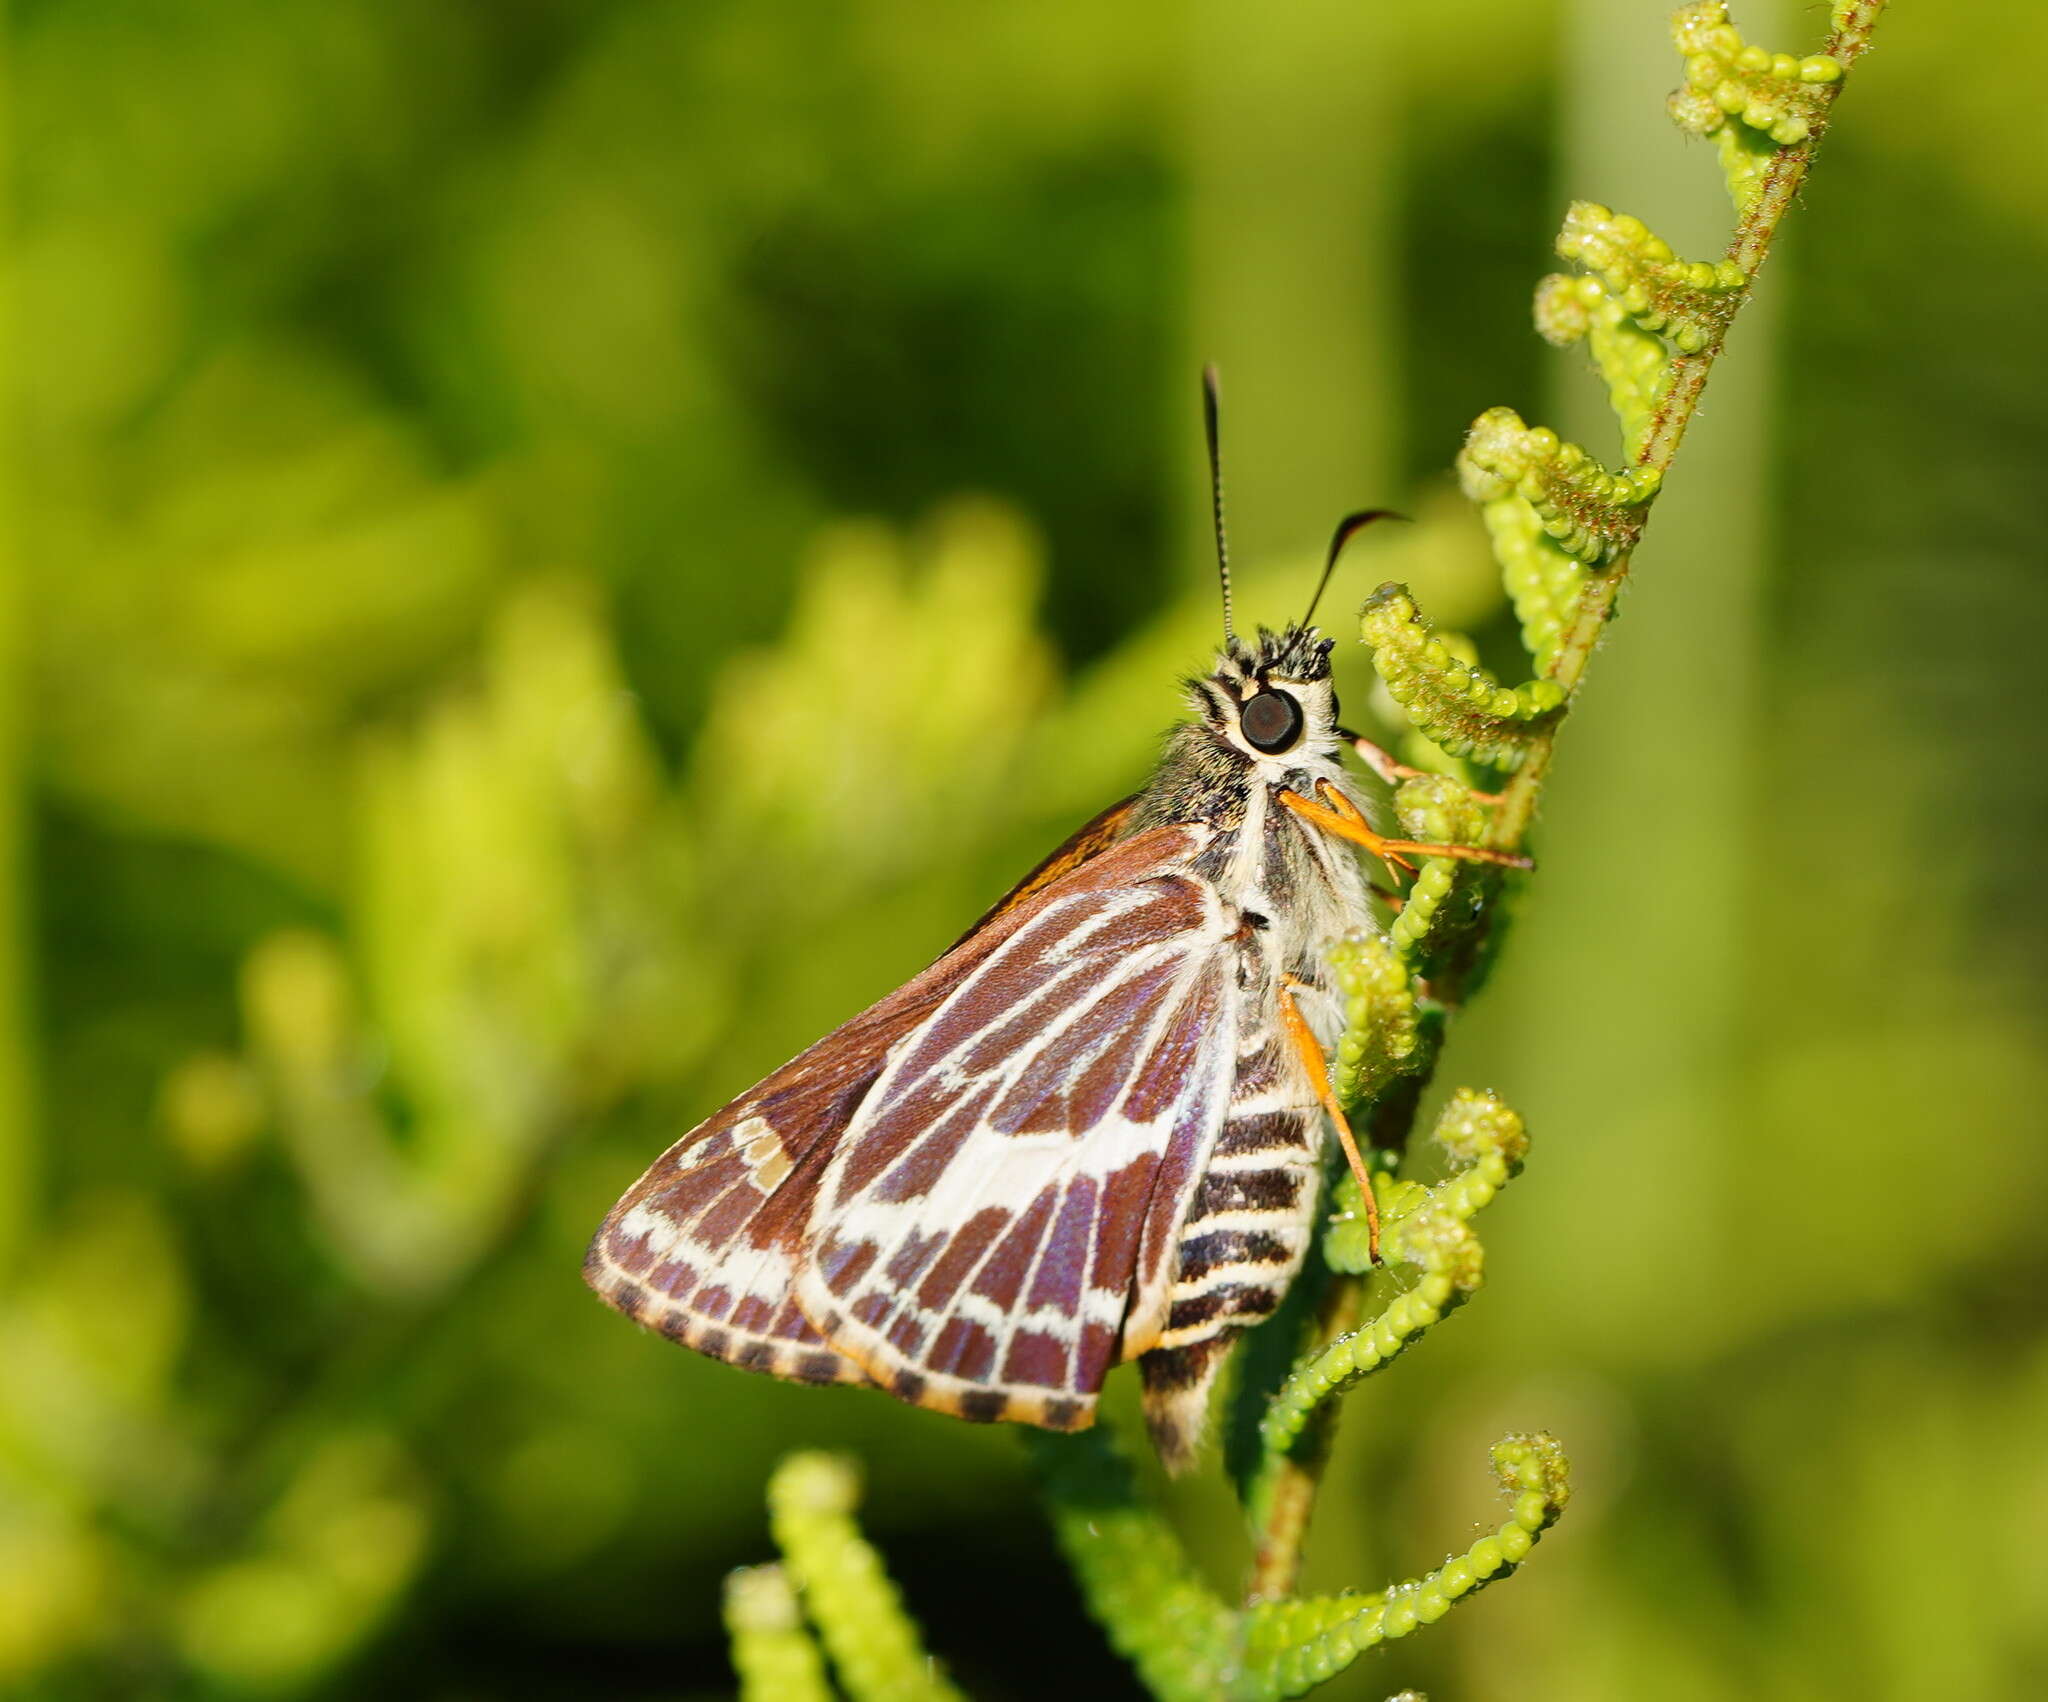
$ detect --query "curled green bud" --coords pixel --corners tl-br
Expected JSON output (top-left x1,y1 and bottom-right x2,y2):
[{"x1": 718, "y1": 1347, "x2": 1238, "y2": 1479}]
[
  {"x1": 1493, "y1": 1432, "x2": 1573, "y2": 1517},
  {"x1": 1432, "y1": 1086, "x2": 1529, "y2": 1173},
  {"x1": 1557, "y1": 202, "x2": 1747, "y2": 357},
  {"x1": 1390, "y1": 773, "x2": 1485, "y2": 860},
  {"x1": 1531, "y1": 272, "x2": 1590, "y2": 347},
  {"x1": 725, "y1": 1567, "x2": 833, "y2": 1702},
  {"x1": 1381, "y1": 774, "x2": 1500, "y2": 961},
  {"x1": 1361, "y1": 582, "x2": 1564, "y2": 769},
  {"x1": 1458, "y1": 408, "x2": 1661, "y2": 566},
  {"x1": 1234, "y1": 1433, "x2": 1571, "y2": 1700},
  {"x1": 1669, "y1": 2, "x2": 1839, "y2": 206},
  {"x1": 1328, "y1": 930, "x2": 1422, "y2": 1110},
  {"x1": 1388, "y1": 857, "x2": 1456, "y2": 959},
  {"x1": 1477, "y1": 494, "x2": 1587, "y2": 673},
  {"x1": 1535, "y1": 272, "x2": 1666, "y2": 455},
  {"x1": 1295, "y1": 1089, "x2": 1532, "y2": 1428},
  {"x1": 768, "y1": 1452, "x2": 861, "y2": 1520}
]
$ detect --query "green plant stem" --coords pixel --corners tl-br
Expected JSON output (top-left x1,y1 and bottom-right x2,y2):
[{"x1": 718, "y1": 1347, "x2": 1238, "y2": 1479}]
[
  {"x1": 1246, "y1": 1270, "x2": 1366, "y2": 1602},
  {"x1": 1489, "y1": 0, "x2": 1887, "y2": 852},
  {"x1": 1243, "y1": 0, "x2": 1886, "y2": 1613}
]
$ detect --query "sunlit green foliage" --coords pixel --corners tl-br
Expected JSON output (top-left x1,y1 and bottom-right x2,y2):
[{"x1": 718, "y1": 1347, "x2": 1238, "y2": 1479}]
[
  {"x1": 712, "y1": 14, "x2": 1895, "y2": 1696},
  {"x1": 1359, "y1": 584, "x2": 1562, "y2": 768},
  {"x1": 7, "y1": 1, "x2": 2047, "y2": 1699}
]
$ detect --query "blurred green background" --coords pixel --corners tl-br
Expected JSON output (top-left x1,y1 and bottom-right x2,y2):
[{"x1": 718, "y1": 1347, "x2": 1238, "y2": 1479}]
[{"x1": 9, "y1": 0, "x2": 2047, "y2": 1697}]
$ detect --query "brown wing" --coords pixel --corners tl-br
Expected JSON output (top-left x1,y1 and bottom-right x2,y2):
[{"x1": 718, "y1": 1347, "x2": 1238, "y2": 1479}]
[
  {"x1": 948, "y1": 794, "x2": 1140, "y2": 948},
  {"x1": 583, "y1": 812, "x2": 1186, "y2": 1396},
  {"x1": 585, "y1": 891, "x2": 1047, "y2": 1385},
  {"x1": 795, "y1": 829, "x2": 1242, "y2": 1433}
]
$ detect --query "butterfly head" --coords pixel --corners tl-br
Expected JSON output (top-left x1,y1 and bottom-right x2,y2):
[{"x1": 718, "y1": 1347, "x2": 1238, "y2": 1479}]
[
  {"x1": 1189, "y1": 368, "x2": 1395, "y2": 773},
  {"x1": 1190, "y1": 625, "x2": 1340, "y2": 767}
]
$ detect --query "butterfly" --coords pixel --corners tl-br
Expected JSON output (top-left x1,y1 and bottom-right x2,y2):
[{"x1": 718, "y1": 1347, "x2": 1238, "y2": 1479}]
[{"x1": 584, "y1": 371, "x2": 1527, "y2": 1469}]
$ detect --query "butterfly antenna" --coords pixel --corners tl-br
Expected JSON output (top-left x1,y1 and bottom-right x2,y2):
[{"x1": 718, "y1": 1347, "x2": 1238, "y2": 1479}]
[
  {"x1": 1303, "y1": 508, "x2": 1406, "y2": 630},
  {"x1": 1202, "y1": 364, "x2": 1236, "y2": 645}
]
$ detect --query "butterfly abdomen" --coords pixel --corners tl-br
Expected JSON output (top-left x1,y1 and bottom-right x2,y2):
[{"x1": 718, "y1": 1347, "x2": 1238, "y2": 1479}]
[{"x1": 1138, "y1": 1036, "x2": 1323, "y2": 1469}]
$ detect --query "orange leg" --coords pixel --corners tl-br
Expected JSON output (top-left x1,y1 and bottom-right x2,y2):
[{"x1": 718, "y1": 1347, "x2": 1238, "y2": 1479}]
[
  {"x1": 1276, "y1": 976, "x2": 1380, "y2": 1265},
  {"x1": 1280, "y1": 783, "x2": 1533, "y2": 873}
]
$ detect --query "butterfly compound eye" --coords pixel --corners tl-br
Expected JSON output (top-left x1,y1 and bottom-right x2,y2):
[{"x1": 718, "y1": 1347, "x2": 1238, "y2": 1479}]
[{"x1": 1240, "y1": 688, "x2": 1303, "y2": 754}]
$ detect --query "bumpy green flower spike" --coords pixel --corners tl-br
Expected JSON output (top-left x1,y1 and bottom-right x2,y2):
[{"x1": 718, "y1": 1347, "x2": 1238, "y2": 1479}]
[
  {"x1": 1556, "y1": 203, "x2": 1747, "y2": 356},
  {"x1": 725, "y1": 1565, "x2": 834, "y2": 1702},
  {"x1": 1536, "y1": 201, "x2": 1747, "y2": 457},
  {"x1": 1457, "y1": 407, "x2": 1661, "y2": 568},
  {"x1": 1667, "y1": 1, "x2": 1842, "y2": 209},
  {"x1": 1328, "y1": 931, "x2": 1421, "y2": 1110},
  {"x1": 1275, "y1": 1090, "x2": 1527, "y2": 1445},
  {"x1": 1534, "y1": 275, "x2": 1665, "y2": 459},
  {"x1": 1384, "y1": 774, "x2": 1495, "y2": 964},
  {"x1": 1361, "y1": 584, "x2": 1563, "y2": 769},
  {"x1": 1470, "y1": 486, "x2": 1589, "y2": 672},
  {"x1": 1234, "y1": 1436, "x2": 1570, "y2": 1702},
  {"x1": 1030, "y1": 1431, "x2": 1239, "y2": 1702},
  {"x1": 766, "y1": 1453, "x2": 967, "y2": 1702}
]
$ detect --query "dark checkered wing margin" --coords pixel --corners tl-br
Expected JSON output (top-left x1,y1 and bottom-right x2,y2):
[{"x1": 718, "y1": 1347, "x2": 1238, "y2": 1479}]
[{"x1": 584, "y1": 826, "x2": 1240, "y2": 1432}]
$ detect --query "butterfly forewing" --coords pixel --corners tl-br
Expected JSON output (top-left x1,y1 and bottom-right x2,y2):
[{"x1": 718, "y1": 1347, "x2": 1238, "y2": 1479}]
[
  {"x1": 584, "y1": 824, "x2": 1242, "y2": 1431},
  {"x1": 797, "y1": 826, "x2": 1242, "y2": 1427}
]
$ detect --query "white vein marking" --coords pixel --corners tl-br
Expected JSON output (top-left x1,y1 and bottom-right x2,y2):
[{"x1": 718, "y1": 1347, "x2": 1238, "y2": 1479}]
[{"x1": 800, "y1": 873, "x2": 1237, "y2": 1395}]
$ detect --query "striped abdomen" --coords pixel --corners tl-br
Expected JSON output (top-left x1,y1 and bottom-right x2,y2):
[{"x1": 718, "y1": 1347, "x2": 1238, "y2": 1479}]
[{"x1": 1137, "y1": 1029, "x2": 1323, "y2": 1468}]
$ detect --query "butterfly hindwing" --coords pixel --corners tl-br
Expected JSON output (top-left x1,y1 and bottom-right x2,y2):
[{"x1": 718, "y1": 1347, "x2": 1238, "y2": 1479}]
[
  {"x1": 583, "y1": 877, "x2": 1054, "y2": 1386},
  {"x1": 585, "y1": 821, "x2": 1236, "y2": 1423},
  {"x1": 796, "y1": 825, "x2": 1242, "y2": 1429}
]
